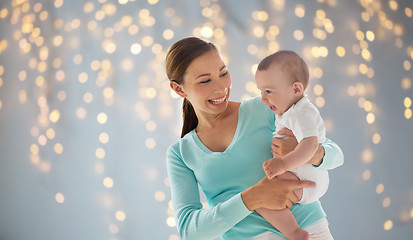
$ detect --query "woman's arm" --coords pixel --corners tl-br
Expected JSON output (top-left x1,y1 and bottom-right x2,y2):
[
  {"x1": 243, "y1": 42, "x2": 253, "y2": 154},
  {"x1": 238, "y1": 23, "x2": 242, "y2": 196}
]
[{"x1": 167, "y1": 147, "x2": 251, "y2": 240}]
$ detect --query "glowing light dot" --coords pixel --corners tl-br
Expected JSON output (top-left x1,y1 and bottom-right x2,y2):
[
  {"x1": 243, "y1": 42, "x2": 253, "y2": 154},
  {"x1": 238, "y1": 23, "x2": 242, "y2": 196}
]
[
  {"x1": 362, "y1": 170, "x2": 371, "y2": 180},
  {"x1": 401, "y1": 77, "x2": 411, "y2": 89},
  {"x1": 99, "y1": 132, "x2": 110, "y2": 144},
  {"x1": 95, "y1": 148, "x2": 106, "y2": 159},
  {"x1": 103, "y1": 40, "x2": 116, "y2": 54},
  {"x1": 83, "y1": 92, "x2": 93, "y2": 103},
  {"x1": 359, "y1": 64, "x2": 368, "y2": 75},
  {"x1": 313, "y1": 68, "x2": 323, "y2": 78},
  {"x1": 78, "y1": 72, "x2": 88, "y2": 83},
  {"x1": 410, "y1": 208, "x2": 413, "y2": 218},
  {"x1": 115, "y1": 211, "x2": 126, "y2": 222},
  {"x1": 40, "y1": 161, "x2": 51, "y2": 172},
  {"x1": 0, "y1": 8, "x2": 8, "y2": 19},
  {"x1": 404, "y1": 97, "x2": 412, "y2": 108},
  {"x1": 405, "y1": 109, "x2": 412, "y2": 119},
  {"x1": 54, "y1": 143, "x2": 63, "y2": 154},
  {"x1": 315, "y1": 97, "x2": 325, "y2": 108},
  {"x1": 336, "y1": 46, "x2": 345, "y2": 57},
  {"x1": 376, "y1": 183, "x2": 384, "y2": 194},
  {"x1": 19, "y1": 71, "x2": 27, "y2": 81},
  {"x1": 363, "y1": 101, "x2": 373, "y2": 112},
  {"x1": 50, "y1": 110, "x2": 61, "y2": 123},
  {"x1": 103, "y1": 177, "x2": 114, "y2": 188},
  {"x1": 145, "y1": 138, "x2": 156, "y2": 149},
  {"x1": 366, "y1": 112, "x2": 375, "y2": 124},
  {"x1": 382, "y1": 197, "x2": 391, "y2": 207},
  {"x1": 383, "y1": 220, "x2": 393, "y2": 231},
  {"x1": 55, "y1": 193, "x2": 65, "y2": 203},
  {"x1": 293, "y1": 30, "x2": 304, "y2": 41},
  {"x1": 146, "y1": 88, "x2": 157, "y2": 99},
  {"x1": 201, "y1": 26, "x2": 214, "y2": 38},
  {"x1": 76, "y1": 107, "x2": 87, "y2": 119},
  {"x1": 388, "y1": 0, "x2": 398, "y2": 11},
  {"x1": 131, "y1": 43, "x2": 142, "y2": 55},
  {"x1": 31, "y1": 144, "x2": 39, "y2": 155},
  {"x1": 155, "y1": 191, "x2": 166, "y2": 202},
  {"x1": 362, "y1": 148, "x2": 373, "y2": 163},
  {"x1": 356, "y1": 30, "x2": 364, "y2": 41},
  {"x1": 83, "y1": 2, "x2": 94, "y2": 13},
  {"x1": 166, "y1": 217, "x2": 176, "y2": 227},
  {"x1": 372, "y1": 133, "x2": 381, "y2": 144},
  {"x1": 148, "y1": 0, "x2": 159, "y2": 4},
  {"x1": 142, "y1": 36, "x2": 154, "y2": 47},
  {"x1": 46, "y1": 128, "x2": 56, "y2": 139},
  {"x1": 253, "y1": 26, "x2": 265, "y2": 38},
  {"x1": 316, "y1": 9, "x2": 326, "y2": 19},
  {"x1": 295, "y1": 4, "x2": 305, "y2": 18},
  {"x1": 366, "y1": 31, "x2": 375, "y2": 41},
  {"x1": 313, "y1": 84, "x2": 324, "y2": 96},
  {"x1": 97, "y1": 113, "x2": 108, "y2": 124},
  {"x1": 55, "y1": 0, "x2": 64, "y2": 8},
  {"x1": 406, "y1": 8, "x2": 413, "y2": 17},
  {"x1": 169, "y1": 234, "x2": 180, "y2": 240},
  {"x1": 163, "y1": 29, "x2": 174, "y2": 40},
  {"x1": 146, "y1": 121, "x2": 157, "y2": 132}
]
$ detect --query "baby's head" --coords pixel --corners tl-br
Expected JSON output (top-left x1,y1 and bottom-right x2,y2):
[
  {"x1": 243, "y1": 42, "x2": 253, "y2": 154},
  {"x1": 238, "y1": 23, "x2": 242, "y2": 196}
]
[{"x1": 255, "y1": 50, "x2": 309, "y2": 115}]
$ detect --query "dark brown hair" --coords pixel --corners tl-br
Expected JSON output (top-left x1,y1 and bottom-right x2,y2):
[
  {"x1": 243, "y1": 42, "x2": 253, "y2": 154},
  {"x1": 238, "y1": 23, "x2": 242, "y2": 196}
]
[
  {"x1": 257, "y1": 50, "x2": 309, "y2": 89},
  {"x1": 165, "y1": 37, "x2": 217, "y2": 138}
]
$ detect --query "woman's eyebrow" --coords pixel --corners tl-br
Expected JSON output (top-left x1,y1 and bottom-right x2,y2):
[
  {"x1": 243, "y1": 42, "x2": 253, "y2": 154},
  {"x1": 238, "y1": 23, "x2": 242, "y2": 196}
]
[{"x1": 195, "y1": 65, "x2": 226, "y2": 79}]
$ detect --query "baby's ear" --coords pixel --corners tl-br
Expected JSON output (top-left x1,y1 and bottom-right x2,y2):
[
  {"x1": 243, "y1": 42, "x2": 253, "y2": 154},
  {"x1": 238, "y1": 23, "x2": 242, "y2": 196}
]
[
  {"x1": 292, "y1": 82, "x2": 304, "y2": 95},
  {"x1": 170, "y1": 81, "x2": 187, "y2": 98}
]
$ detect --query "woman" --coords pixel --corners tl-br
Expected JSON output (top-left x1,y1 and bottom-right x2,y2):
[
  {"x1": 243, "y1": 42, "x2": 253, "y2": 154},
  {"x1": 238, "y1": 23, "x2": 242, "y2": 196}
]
[{"x1": 165, "y1": 37, "x2": 343, "y2": 240}]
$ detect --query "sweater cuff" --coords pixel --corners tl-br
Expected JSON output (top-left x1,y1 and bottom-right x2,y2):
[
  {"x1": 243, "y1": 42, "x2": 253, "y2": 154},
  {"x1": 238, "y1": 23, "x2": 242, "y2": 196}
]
[
  {"x1": 220, "y1": 193, "x2": 252, "y2": 221},
  {"x1": 317, "y1": 141, "x2": 344, "y2": 170}
]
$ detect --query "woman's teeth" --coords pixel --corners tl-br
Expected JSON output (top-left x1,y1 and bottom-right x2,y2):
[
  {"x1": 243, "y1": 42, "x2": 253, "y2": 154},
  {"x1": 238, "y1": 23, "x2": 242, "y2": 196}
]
[{"x1": 209, "y1": 96, "x2": 226, "y2": 104}]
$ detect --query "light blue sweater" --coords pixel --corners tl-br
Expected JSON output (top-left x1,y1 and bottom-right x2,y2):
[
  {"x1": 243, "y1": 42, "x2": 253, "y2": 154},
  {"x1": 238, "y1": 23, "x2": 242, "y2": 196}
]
[{"x1": 166, "y1": 96, "x2": 344, "y2": 240}]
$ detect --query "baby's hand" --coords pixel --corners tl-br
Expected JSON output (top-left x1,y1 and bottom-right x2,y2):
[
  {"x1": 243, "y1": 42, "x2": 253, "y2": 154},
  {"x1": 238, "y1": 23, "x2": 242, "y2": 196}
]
[{"x1": 263, "y1": 157, "x2": 286, "y2": 179}]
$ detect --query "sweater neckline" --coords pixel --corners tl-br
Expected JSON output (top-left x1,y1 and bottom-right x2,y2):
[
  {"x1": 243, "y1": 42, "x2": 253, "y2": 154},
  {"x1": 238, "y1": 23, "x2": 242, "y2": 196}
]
[{"x1": 190, "y1": 102, "x2": 244, "y2": 155}]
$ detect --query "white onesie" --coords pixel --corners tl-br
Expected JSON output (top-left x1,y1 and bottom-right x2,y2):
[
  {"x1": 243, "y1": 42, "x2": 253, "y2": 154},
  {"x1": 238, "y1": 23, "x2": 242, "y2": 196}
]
[{"x1": 274, "y1": 95, "x2": 329, "y2": 205}]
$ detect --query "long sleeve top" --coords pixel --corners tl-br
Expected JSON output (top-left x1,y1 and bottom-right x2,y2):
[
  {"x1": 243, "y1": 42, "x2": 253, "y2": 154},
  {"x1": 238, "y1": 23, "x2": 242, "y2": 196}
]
[{"x1": 166, "y1": 96, "x2": 344, "y2": 240}]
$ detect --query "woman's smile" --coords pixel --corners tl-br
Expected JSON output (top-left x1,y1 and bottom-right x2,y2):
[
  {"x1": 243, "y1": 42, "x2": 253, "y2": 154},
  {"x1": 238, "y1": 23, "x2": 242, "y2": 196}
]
[{"x1": 208, "y1": 93, "x2": 228, "y2": 105}]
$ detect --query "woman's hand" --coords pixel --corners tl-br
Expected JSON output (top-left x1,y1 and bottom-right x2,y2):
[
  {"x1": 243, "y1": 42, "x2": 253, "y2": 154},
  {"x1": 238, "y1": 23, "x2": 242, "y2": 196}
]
[
  {"x1": 271, "y1": 128, "x2": 325, "y2": 167},
  {"x1": 241, "y1": 176, "x2": 315, "y2": 211}
]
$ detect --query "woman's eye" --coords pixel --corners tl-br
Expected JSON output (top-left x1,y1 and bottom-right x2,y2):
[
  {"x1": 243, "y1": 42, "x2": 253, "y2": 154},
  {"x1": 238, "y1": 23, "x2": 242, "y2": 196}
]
[
  {"x1": 200, "y1": 79, "x2": 211, "y2": 84},
  {"x1": 265, "y1": 90, "x2": 272, "y2": 94},
  {"x1": 220, "y1": 71, "x2": 228, "y2": 77}
]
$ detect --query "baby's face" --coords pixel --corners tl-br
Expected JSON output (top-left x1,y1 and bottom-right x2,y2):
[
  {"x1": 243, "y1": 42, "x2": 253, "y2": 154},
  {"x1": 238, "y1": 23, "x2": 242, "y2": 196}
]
[{"x1": 255, "y1": 67, "x2": 298, "y2": 115}]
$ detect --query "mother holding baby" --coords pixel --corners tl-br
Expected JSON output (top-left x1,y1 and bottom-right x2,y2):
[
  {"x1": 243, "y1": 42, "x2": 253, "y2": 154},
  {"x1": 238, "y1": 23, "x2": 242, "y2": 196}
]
[{"x1": 165, "y1": 37, "x2": 343, "y2": 240}]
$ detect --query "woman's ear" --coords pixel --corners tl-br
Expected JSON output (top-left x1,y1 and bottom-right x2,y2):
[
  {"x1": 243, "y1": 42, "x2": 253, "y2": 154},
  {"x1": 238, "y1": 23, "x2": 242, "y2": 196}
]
[
  {"x1": 292, "y1": 82, "x2": 304, "y2": 95},
  {"x1": 170, "y1": 81, "x2": 187, "y2": 98}
]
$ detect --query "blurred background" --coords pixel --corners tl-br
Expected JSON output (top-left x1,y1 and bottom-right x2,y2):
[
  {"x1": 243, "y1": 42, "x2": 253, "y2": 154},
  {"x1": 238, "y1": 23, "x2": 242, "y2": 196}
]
[{"x1": 0, "y1": 0, "x2": 412, "y2": 239}]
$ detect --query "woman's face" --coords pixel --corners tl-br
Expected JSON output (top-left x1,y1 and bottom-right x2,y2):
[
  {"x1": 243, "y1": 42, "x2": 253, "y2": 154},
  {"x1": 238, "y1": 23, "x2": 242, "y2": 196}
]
[{"x1": 180, "y1": 49, "x2": 232, "y2": 117}]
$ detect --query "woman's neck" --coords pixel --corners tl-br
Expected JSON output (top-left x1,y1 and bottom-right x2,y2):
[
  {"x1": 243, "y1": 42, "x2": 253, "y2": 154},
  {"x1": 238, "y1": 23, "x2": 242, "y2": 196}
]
[{"x1": 195, "y1": 101, "x2": 237, "y2": 132}]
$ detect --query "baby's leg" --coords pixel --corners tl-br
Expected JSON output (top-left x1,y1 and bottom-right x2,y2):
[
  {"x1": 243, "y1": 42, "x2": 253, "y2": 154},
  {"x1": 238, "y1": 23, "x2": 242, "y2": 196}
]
[
  {"x1": 256, "y1": 208, "x2": 309, "y2": 240},
  {"x1": 256, "y1": 172, "x2": 308, "y2": 240}
]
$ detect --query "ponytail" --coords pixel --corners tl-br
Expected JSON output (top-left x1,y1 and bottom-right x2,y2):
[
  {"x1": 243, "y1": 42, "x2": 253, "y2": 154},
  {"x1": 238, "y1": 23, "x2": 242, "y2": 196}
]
[
  {"x1": 165, "y1": 37, "x2": 216, "y2": 138},
  {"x1": 181, "y1": 98, "x2": 198, "y2": 138}
]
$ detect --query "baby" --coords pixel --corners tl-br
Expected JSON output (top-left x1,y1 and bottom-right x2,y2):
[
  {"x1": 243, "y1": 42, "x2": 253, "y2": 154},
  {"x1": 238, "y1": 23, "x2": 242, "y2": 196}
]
[{"x1": 255, "y1": 50, "x2": 329, "y2": 240}]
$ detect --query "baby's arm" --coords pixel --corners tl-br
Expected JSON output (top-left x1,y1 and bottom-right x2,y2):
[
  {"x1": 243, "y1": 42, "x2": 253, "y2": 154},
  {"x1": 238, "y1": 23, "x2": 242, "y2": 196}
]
[{"x1": 263, "y1": 136, "x2": 318, "y2": 179}]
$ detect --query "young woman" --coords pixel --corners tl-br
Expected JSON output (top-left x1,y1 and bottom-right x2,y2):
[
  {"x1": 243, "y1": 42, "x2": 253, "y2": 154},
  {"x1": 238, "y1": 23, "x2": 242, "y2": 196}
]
[{"x1": 165, "y1": 37, "x2": 343, "y2": 240}]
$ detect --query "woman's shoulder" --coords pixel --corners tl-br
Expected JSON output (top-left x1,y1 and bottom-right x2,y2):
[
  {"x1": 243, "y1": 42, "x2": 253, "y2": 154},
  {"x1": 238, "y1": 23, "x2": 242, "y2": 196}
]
[
  {"x1": 166, "y1": 131, "x2": 195, "y2": 159},
  {"x1": 240, "y1": 95, "x2": 273, "y2": 116}
]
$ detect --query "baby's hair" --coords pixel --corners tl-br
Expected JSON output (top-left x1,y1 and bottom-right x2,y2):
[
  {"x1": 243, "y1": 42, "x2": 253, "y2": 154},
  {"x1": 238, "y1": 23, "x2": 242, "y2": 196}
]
[{"x1": 257, "y1": 50, "x2": 309, "y2": 89}]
